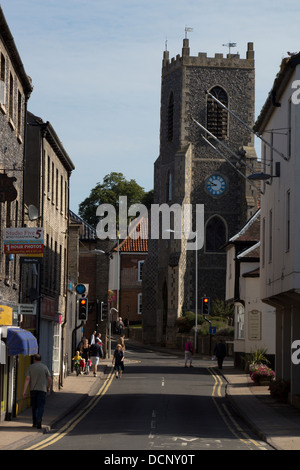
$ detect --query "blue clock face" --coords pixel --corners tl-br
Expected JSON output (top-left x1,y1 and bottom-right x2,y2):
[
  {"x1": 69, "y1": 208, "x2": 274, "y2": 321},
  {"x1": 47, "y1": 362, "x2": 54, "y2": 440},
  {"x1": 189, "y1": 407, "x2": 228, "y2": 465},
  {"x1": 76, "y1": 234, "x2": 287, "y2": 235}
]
[{"x1": 206, "y1": 174, "x2": 227, "y2": 197}]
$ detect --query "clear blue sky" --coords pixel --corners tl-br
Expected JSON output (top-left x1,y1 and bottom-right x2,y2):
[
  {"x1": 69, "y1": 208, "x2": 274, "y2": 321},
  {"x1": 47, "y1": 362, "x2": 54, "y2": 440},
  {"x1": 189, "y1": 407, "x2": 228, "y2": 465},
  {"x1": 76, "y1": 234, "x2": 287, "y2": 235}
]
[{"x1": 1, "y1": 0, "x2": 300, "y2": 213}]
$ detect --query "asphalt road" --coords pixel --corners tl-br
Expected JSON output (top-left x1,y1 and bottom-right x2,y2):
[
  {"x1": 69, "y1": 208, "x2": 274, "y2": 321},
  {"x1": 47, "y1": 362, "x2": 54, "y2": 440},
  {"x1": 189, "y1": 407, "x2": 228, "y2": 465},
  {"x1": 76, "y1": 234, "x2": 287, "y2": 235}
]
[{"x1": 22, "y1": 343, "x2": 273, "y2": 452}]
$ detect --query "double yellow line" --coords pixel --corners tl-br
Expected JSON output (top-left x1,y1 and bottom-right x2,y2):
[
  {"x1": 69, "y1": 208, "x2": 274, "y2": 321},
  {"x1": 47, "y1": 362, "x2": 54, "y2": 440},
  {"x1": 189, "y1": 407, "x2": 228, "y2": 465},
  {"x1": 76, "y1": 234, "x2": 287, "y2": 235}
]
[
  {"x1": 25, "y1": 368, "x2": 115, "y2": 450},
  {"x1": 208, "y1": 367, "x2": 266, "y2": 450}
]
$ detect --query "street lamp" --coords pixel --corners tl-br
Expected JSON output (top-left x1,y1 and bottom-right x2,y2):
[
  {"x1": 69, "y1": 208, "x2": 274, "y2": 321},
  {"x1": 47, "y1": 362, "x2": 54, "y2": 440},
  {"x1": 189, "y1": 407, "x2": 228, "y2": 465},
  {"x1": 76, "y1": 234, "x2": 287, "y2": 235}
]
[{"x1": 93, "y1": 238, "x2": 119, "y2": 320}]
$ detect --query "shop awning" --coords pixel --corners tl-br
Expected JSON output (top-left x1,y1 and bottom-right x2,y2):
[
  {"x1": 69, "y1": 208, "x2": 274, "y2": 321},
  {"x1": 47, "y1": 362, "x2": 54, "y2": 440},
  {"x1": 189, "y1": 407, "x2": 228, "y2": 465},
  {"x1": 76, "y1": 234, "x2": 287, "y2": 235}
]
[{"x1": 6, "y1": 328, "x2": 38, "y2": 356}]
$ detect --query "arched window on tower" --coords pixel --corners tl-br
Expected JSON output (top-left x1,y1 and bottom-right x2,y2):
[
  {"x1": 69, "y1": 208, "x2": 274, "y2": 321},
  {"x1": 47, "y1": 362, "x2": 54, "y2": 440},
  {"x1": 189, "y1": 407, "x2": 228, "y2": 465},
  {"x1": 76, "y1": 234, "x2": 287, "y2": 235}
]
[
  {"x1": 167, "y1": 91, "x2": 174, "y2": 142},
  {"x1": 205, "y1": 215, "x2": 227, "y2": 252},
  {"x1": 207, "y1": 86, "x2": 228, "y2": 140}
]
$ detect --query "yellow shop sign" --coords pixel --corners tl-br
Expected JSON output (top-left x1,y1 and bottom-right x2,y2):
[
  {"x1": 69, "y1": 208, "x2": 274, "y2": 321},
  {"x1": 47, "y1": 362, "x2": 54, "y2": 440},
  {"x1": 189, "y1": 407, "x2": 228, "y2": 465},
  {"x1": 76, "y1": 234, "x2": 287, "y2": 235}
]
[{"x1": 0, "y1": 305, "x2": 13, "y2": 325}]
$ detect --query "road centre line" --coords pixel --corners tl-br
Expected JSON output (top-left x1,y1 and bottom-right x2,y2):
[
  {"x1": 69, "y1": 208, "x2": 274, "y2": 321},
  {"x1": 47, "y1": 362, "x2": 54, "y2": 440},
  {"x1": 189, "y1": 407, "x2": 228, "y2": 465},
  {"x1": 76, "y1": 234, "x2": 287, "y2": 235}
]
[{"x1": 25, "y1": 368, "x2": 115, "y2": 451}]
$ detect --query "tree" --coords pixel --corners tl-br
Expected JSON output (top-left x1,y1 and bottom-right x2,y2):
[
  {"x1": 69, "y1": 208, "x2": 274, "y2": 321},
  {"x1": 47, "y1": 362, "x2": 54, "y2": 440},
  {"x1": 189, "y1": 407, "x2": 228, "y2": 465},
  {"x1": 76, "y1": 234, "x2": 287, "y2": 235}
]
[{"x1": 78, "y1": 172, "x2": 152, "y2": 227}]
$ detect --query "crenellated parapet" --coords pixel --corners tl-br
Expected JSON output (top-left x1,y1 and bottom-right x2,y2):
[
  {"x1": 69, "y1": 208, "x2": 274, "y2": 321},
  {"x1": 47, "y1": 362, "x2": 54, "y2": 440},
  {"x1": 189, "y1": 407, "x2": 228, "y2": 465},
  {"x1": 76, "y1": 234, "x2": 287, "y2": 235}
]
[{"x1": 163, "y1": 39, "x2": 254, "y2": 73}]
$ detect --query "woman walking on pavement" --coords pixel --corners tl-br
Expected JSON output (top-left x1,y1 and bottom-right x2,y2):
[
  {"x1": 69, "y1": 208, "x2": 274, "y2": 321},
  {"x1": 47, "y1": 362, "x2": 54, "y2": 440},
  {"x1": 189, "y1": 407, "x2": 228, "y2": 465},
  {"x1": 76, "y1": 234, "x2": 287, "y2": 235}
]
[
  {"x1": 184, "y1": 340, "x2": 194, "y2": 368},
  {"x1": 119, "y1": 334, "x2": 126, "y2": 373},
  {"x1": 112, "y1": 344, "x2": 124, "y2": 379}
]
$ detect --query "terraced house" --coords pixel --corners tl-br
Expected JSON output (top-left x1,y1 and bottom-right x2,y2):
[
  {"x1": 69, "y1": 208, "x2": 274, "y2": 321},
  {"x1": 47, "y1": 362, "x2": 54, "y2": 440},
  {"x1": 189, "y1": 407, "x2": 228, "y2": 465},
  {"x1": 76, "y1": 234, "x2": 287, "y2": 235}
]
[{"x1": 0, "y1": 7, "x2": 34, "y2": 420}]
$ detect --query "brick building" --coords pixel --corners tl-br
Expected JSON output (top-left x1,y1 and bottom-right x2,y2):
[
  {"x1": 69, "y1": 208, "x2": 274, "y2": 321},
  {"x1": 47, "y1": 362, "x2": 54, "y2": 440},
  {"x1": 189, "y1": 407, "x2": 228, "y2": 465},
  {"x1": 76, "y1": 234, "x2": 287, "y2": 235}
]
[
  {"x1": 0, "y1": 6, "x2": 33, "y2": 420},
  {"x1": 69, "y1": 211, "x2": 114, "y2": 356},
  {"x1": 143, "y1": 38, "x2": 260, "y2": 347},
  {"x1": 22, "y1": 111, "x2": 75, "y2": 390},
  {"x1": 109, "y1": 215, "x2": 148, "y2": 326}
]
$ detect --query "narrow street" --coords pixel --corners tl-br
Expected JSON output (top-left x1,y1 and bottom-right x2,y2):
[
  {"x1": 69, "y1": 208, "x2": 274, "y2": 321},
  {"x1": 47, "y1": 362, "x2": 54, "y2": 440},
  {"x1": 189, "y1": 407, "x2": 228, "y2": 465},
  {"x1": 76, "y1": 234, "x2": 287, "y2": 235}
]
[{"x1": 21, "y1": 343, "x2": 272, "y2": 452}]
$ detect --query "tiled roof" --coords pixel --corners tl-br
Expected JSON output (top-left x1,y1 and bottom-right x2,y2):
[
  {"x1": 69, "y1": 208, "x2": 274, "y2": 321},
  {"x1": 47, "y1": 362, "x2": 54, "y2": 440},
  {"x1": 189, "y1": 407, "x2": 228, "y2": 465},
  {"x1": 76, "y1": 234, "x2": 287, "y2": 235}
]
[
  {"x1": 229, "y1": 209, "x2": 260, "y2": 243},
  {"x1": 115, "y1": 215, "x2": 148, "y2": 253},
  {"x1": 69, "y1": 210, "x2": 97, "y2": 240},
  {"x1": 243, "y1": 267, "x2": 260, "y2": 277},
  {"x1": 237, "y1": 241, "x2": 260, "y2": 259},
  {"x1": 254, "y1": 52, "x2": 300, "y2": 133}
]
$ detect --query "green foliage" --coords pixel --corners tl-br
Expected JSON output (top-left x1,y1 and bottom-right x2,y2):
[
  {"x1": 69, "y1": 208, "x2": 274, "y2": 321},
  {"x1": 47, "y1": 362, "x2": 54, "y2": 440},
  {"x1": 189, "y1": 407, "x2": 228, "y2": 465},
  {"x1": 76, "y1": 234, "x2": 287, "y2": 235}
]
[
  {"x1": 175, "y1": 311, "x2": 233, "y2": 336},
  {"x1": 243, "y1": 347, "x2": 270, "y2": 366},
  {"x1": 198, "y1": 316, "x2": 234, "y2": 336},
  {"x1": 78, "y1": 172, "x2": 153, "y2": 227},
  {"x1": 175, "y1": 311, "x2": 204, "y2": 333},
  {"x1": 210, "y1": 299, "x2": 234, "y2": 320}
]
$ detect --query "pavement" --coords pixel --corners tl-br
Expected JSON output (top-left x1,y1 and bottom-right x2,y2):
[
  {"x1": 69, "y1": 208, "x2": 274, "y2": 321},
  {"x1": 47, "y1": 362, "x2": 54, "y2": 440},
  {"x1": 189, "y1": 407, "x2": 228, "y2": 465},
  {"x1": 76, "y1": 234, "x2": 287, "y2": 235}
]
[{"x1": 1, "y1": 339, "x2": 300, "y2": 450}]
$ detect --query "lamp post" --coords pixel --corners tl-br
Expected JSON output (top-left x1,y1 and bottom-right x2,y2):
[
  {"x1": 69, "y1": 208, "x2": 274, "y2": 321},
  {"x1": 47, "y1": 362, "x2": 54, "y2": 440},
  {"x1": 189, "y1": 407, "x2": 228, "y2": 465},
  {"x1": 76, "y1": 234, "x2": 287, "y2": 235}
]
[{"x1": 194, "y1": 235, "x2": 198, "y2": 352}]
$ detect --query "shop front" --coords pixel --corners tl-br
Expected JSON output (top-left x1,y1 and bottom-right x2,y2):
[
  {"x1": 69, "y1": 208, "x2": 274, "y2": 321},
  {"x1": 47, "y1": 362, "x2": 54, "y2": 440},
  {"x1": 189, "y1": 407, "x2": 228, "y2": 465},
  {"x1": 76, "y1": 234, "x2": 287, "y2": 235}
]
[{"x1": 0, "y1": 308, "x2": 38, "y2": 421}]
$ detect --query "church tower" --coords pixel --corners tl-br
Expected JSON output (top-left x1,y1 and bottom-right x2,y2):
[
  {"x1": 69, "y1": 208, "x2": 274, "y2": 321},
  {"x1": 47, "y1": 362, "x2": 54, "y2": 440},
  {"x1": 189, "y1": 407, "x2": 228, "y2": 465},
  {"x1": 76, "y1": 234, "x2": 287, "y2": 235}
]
[{"x1": 143, "y1": 39, "x2": 259, "y2": 347}]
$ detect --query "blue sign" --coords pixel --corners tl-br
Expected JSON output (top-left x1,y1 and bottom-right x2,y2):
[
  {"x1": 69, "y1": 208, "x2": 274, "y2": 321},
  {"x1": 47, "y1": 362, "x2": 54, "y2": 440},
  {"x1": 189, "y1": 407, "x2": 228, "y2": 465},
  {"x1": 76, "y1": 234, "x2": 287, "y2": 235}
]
[{"x1": 209, "y1": 326, "x2": 217, "y2": 334}]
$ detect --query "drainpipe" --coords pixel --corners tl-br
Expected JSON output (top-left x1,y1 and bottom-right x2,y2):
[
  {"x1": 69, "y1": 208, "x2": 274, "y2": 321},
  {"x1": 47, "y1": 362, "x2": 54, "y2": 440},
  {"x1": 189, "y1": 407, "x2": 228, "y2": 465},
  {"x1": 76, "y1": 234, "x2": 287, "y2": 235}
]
[{"x1": 71, "y1": 321, "x2": 83, "y2": 372}]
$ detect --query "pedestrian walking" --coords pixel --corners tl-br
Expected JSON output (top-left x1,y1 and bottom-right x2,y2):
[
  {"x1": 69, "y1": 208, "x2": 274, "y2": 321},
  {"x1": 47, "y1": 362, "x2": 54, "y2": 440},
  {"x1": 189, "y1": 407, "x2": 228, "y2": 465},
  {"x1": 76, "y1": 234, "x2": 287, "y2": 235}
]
[
  {"x1": 184, "y1": 340, "x2": 194, "y2": 368},
  {"x1": 118, "y1": 334, "x2": 126, "y2": 351},
  {"x1": 112, "y1": 344, "x2": 124, "y2": 379},
  {"x1": 214, "y1": 339, "x2": 227, "y2": 369},
  {"x1": 90, "y1": 330, "x2": 96, "y2": 345},
  {"x1": 116, "y1": 317, "x2": 124, "y2": 335},
  {"x1": 118, "y1": 334, "x2": 126, "y2": 372},
  {"x1": 22, "y1": 354, "x2": 52, "y2": 429},
  {"x1": 89, "y1": 340, "x2": 102, "y2": 377},
  {"x1": 96, "y1": 333, "x2": 104, "y2": 358}
]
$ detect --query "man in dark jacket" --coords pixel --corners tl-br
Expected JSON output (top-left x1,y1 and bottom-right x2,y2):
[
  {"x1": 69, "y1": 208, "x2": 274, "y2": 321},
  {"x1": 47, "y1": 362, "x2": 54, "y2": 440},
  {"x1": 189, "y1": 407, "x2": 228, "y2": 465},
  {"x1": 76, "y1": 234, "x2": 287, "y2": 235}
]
[
  {"x1": 214, "y1": 340, "x2": 227, "y2": 369},
  {"x1": 89, "y1": 341, "x2": 102, "y2": 377}
]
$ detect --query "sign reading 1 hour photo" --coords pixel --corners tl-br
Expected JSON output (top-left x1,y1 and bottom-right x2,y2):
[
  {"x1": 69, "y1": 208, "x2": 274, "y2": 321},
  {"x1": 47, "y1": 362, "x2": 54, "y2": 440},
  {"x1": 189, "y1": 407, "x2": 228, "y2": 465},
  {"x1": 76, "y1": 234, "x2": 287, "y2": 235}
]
[{"x1": 4, "y1": 227, "x2": 44, "y2": 256}]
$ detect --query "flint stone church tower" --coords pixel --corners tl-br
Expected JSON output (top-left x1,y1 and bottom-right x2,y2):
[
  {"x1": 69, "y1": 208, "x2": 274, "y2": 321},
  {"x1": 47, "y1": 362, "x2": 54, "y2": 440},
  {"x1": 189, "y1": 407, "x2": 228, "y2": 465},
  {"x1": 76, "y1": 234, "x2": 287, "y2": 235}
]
[{"x1": 143, "y1": 39, "x2": 259, "y2": 347}]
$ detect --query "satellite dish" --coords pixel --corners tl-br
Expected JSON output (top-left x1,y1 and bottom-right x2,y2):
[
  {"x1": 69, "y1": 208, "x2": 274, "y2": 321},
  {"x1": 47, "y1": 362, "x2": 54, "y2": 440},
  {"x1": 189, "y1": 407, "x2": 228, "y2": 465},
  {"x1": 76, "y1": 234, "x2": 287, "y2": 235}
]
[{"x1": 28, "y1": 204, "x2": 39, "y2": 221}]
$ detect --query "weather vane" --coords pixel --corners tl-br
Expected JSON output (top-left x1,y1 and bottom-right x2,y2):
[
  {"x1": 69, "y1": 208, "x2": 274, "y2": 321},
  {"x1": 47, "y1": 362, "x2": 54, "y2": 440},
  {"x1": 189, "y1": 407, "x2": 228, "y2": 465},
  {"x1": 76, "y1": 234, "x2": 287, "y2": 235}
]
[
  {"x1": 222, "y1": 42, "x2": 237, "y2": 54},
  {"x1": 185, "y1": 26, "x2": 193, "y2": 39}
]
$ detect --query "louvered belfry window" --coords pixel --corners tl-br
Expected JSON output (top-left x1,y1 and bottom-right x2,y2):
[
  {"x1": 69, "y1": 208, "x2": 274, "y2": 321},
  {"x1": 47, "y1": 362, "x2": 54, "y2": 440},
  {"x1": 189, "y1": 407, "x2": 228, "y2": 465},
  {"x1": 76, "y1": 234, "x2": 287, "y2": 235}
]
[{"x1": 207, "y1": 86, "x2": 228, "y2": 140}]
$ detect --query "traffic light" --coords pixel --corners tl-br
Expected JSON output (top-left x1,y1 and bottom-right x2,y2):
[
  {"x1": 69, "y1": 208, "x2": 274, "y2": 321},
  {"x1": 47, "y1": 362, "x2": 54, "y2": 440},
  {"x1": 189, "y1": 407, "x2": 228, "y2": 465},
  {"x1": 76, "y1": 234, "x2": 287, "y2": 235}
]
[
  {"x1": 78, "y1": 297, "x2": 88, "y2": 321},
  {"x1": 202, "y1": 296, "x2": 210, "y2": 316},
  {"x1": 100, "y1": 301, "x2": 108, "y2": 320}
]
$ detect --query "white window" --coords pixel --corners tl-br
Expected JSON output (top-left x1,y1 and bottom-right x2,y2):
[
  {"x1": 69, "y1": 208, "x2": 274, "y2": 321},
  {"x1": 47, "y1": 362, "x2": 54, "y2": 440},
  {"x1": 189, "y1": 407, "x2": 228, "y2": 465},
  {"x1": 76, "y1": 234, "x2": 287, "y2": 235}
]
[
  {"x1": 138, "y1": 260, "x2": 144, "y2": 282},
  {"x1": 52, "y1": 323, "x2": 61, "y2": 375}
]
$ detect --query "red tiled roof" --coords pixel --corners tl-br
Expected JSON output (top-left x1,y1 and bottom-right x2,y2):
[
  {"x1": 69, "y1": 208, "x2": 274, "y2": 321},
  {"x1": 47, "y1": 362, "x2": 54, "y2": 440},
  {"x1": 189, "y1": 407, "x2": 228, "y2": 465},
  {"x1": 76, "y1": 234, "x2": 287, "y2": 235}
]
[{"x1": 114, "y1": 215, "x2": 148, "y2": 253}]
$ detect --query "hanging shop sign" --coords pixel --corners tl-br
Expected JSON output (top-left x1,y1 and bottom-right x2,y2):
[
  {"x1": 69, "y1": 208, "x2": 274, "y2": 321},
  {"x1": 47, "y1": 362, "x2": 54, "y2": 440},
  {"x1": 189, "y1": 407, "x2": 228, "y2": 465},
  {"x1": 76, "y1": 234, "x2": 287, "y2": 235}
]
[
  {"x1": 0, "y1": 304, "x2": 13, "y2": 325},
  {"x1": 4, "y1": 228, "x2": 44, "y2": 256},
  {"x1": 0, "y1": 173, "x2": 17, "y2": 202}
]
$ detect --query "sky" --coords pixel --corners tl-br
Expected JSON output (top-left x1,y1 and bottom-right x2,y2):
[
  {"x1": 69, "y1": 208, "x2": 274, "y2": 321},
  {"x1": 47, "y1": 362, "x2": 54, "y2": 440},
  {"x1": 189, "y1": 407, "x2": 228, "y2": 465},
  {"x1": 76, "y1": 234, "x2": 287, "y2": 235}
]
[{"x1": 1, "y1": 0, "x2": 300, "y2": 214}]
